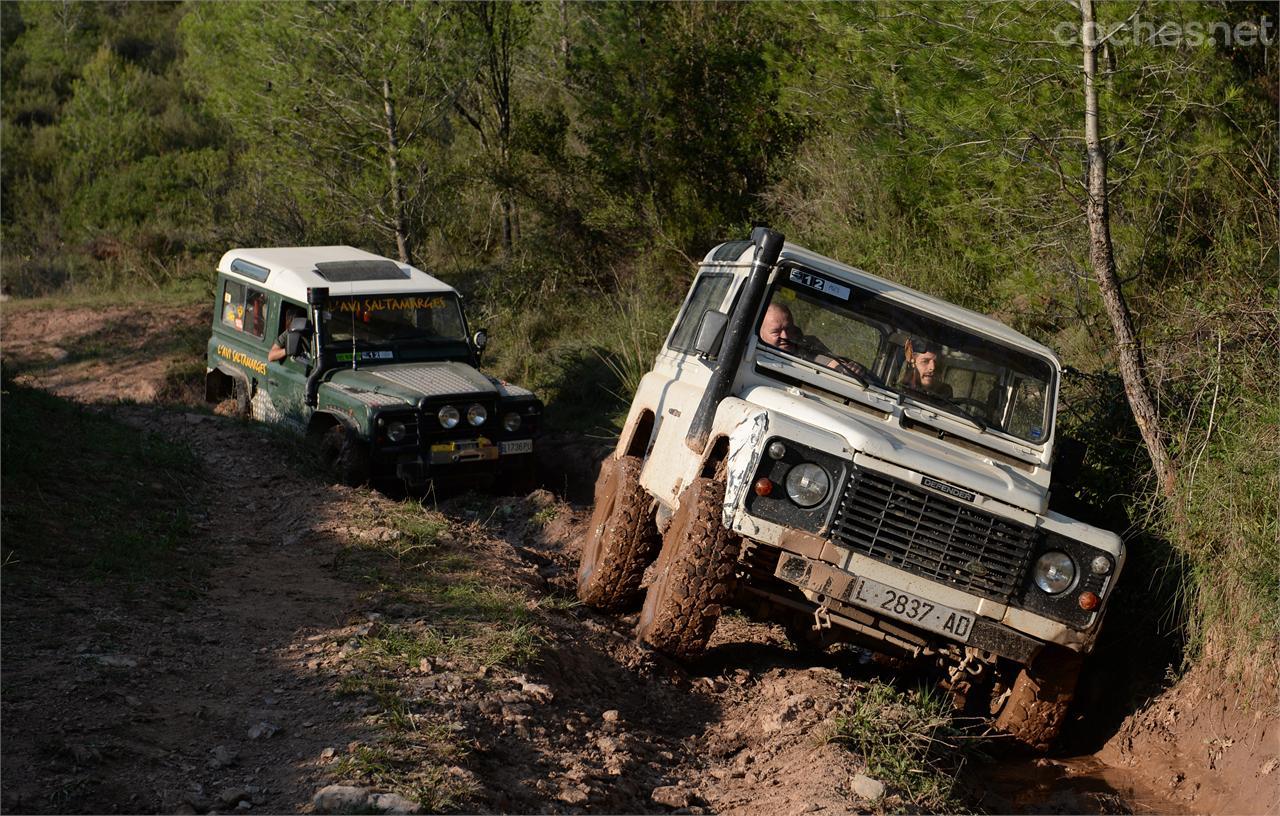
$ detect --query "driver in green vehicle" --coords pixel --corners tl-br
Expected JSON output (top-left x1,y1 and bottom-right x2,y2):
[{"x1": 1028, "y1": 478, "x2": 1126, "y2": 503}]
[
  {"x1": 268, "y1": 306, "x2": 308, "y2": 363},
  {"x1": 759, "y1": 303, "x2": 870, "y2": 381}
]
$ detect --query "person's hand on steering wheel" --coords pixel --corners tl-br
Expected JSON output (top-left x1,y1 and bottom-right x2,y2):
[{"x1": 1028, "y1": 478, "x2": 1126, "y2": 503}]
[{"x1": 824, "y1": 356, "x2": 880, "y2": 386}]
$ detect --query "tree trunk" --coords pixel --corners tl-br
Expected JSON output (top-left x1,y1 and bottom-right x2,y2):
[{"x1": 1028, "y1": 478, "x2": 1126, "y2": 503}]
[
  {"x1": 558, "y1": 0, "x2": 569, "y2": 70},
  {"x1": 1081, "y1": 0, "x2": 1177, "y2": 499},
  {"x1": 382, "y1": 77, "x2": 412, "y2": 265}
]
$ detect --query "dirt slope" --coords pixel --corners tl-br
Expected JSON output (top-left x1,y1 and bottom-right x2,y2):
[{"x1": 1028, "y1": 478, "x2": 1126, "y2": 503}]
[{"x1": 3, "y1": 300, "x2": 1271, "y2": 815}]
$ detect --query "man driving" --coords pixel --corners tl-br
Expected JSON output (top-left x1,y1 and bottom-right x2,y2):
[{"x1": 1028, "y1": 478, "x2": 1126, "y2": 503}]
[
  {"x1": 268, "y1": 305, "x2": 308, "y2": 363},
  {"x1": 759, "y1": 303, "x2": 870, "y2": 380}
]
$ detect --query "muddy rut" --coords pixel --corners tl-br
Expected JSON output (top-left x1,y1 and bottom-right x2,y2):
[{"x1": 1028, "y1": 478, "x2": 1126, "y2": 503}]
[{"x1": 0, "y1": 302, "x2": 1247, "y2": 815}]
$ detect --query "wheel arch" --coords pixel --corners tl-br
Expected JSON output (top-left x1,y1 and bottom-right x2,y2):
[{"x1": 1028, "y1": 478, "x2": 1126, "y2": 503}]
[
  {"x1": 205, "y1": 364, "x2": 249, "y2": 404},
  {"x1": 621, "y1": 407, "x2": 657, "y2": 459},
  {"x1": 306, "y1": 408, "x2": 358, "y2": 441},
  {"x1": 698, "y1": 434, "x2": 730, "y2": 480}
]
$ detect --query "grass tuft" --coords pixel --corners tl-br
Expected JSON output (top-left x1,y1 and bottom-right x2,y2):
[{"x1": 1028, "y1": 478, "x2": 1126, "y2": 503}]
[{"x1": 827, "y1": 681, "x2": 985, "y2": 812}]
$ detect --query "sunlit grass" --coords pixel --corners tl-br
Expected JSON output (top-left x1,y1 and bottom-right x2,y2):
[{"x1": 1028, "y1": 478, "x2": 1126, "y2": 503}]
[{"x1": 827, "y1": 681, "x2": 986, "y2": 812}]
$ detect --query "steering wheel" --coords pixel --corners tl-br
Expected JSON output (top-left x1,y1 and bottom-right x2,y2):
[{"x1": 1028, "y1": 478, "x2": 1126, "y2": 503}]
[
  {"x1": 950, "y1": 396, "x2": 988, "y2": 414},
  {"x1": 831, "y1": 357, "x2": 882, "y2": 387}
]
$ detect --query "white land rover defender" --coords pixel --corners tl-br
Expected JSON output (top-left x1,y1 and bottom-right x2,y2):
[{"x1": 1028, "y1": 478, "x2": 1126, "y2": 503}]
[{"x1": 577, "y1": 228, "x2": 1124, "y2": 748}]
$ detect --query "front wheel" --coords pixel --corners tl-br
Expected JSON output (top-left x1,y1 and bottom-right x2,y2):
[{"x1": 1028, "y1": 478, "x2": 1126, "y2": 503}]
[
  {"x1": 319, "y1": 424, "x2": 370, "y2": 487},
  {"x1": 990, "y1": 645, "x2": 1083, "y2": 751},
  {"x1": 635, "y1": 478, "x2": 739, "y2": 660}
]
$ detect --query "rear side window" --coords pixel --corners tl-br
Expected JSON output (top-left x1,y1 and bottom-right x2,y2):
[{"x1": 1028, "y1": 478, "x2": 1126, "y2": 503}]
[
  {"x1": 221, "y1": 279, "x2": 268, "y2": 339},
  {"x1": 668, "y1": 273, "x2": 732, "y2": 353}
]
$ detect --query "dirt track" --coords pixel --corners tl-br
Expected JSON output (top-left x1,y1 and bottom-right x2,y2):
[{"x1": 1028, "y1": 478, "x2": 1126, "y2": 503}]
[{"x1": 2, "y1": 302, "x2": 1273, "y2": 815}]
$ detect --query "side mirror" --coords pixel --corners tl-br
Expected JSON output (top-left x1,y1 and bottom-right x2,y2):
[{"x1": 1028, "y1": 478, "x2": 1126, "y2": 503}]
[
  {"x1": 285, "y1": 316, "x2": 312, "y2": 357},
  {"x1": 472, "y1": 329, "x2": 489, "y2": 351},
  {"x1": 693, "y1": 311, "x2": 729, "y2": 357}
]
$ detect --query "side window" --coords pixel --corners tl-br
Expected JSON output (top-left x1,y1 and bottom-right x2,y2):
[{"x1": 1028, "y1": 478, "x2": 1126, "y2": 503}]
[
  {"x1": 221, "y1": 280, "x2": 267, "y2": 339},
  {"x1": 668, "y1": 273, "x2": 733, "y2": 353},
  {"x1": 1007, "y1": 377, "x2": 1048, "y2": 441}
]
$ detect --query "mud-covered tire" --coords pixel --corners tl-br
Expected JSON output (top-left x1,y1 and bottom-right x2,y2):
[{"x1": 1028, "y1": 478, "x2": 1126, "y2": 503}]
[
  {"x1": 635, "y1": 478, "x2": 739, "y2": 660},
  {"x1": 991, "y1": 645, "x2": 1083, "y2": 751},
  {"x1": 576, "y1": 455, "x2": 660, "y2": 611},
  {"x1": 320, "y1": 424, "x2": 370, "y2": 487}
]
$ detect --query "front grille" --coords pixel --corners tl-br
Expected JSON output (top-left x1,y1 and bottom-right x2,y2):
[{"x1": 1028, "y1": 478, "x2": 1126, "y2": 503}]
[{"x1": 830, "y1": 467, "x2": 1037, "y2": 602}]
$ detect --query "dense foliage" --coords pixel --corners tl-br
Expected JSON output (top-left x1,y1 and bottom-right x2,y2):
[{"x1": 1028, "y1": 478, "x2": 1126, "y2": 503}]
[{"x1": 1, "y1": 1, "x2": 1274, "y2": 673}]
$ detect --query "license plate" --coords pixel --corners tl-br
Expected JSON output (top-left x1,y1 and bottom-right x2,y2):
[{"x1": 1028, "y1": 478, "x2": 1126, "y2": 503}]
[
  {"x1": 849, "y1": 575, "x2": 974, "y2": 641},
  {"x1": 499, "y1": 439, "x2": 533, "y2": 455}
]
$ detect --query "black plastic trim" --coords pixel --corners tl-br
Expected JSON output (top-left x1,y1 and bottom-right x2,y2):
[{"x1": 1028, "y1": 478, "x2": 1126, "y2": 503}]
[
  {"x1": 1017, "y1": 533, "x2": 1113, "y2": 629},
  {"x1": 744, "y1": 438, "x2": 847, "y2": 533}
]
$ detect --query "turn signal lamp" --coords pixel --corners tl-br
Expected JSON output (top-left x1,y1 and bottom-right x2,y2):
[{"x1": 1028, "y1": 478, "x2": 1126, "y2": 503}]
[
  {"x1": 1078, "y1": 591, "x2": 1100, "y2": 611},
  {"x1": 754, "y1": 478, "x2": 773, "y2": 497}
]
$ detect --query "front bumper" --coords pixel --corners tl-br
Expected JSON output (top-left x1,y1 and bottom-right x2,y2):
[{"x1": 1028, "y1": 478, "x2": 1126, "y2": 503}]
[
  {"x1": 374, "y1": 437, "x2": 535, "y2": 484},
  {"x1": 767, "y1": 547, "x2": 1044, "y2": 663}
]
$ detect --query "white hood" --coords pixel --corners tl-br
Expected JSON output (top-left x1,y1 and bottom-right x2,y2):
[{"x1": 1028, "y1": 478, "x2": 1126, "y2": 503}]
[{"x1": 740, "y1": 385, "x2": 1049, "y2": 515}]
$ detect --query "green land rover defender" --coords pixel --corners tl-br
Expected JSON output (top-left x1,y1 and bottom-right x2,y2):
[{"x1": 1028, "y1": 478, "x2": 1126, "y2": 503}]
[{"x1": 205, "y1": 246, "x2": 542, "y2": 488}]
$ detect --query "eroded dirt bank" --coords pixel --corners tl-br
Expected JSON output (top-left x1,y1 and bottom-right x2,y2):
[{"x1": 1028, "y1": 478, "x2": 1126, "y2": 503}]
[{"x1": 3, "y1": 301, "x2": 1274, "y2": 815}]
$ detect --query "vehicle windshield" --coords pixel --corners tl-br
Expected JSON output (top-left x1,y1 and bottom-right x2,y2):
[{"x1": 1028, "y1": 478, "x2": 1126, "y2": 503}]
[
  {"x1": 321, "y1": 293, "x2": 467, "y2": 350},
  {"x1": 755, "y1": 267, "x2": 1055, "y2": 444}
]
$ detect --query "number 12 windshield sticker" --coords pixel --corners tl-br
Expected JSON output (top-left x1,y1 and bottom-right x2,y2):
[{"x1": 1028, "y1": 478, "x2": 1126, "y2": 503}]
[{"x1": 789, "y1": 269, "x2": 851, "y2": 301}]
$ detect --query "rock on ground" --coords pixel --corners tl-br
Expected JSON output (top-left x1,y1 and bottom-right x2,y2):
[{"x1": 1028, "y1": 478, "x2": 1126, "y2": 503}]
[
  {"x1": 312, "y1": 785, "x2": 370, "y2": 813},
  {"x1": 851, "y1": 773, "x2": 885, "y2": 802}
]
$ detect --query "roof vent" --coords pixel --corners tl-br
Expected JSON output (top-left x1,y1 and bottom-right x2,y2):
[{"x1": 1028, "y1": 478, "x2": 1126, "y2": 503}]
[{"x1": 313, "y1": 260, "x2": 409, "y2": 282}]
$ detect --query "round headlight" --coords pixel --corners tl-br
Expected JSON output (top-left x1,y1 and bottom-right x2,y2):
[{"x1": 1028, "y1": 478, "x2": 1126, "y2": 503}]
[
  {"x1": 467, "y1": 403, "x2": 487, "y2": 426},
  {"x1": 784, "y1": 463, "x2": 830, "y2": 508},
  {"x1": 386, "y1": 421, "x2": 406, "y2": 443},
  {"x1": 438, "y1": 405, "x2": 460, "y2": 429},
  {"x1": 1033, "y1": 551, "x2": 1077, "y2": 595},
  {"x1": 503, "y1": 412, "x2": 521, "y2": 432}
]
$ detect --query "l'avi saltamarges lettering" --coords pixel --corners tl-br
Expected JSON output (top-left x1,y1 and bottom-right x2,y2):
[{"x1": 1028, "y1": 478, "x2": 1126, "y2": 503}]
[
  {"x1": 216, "y1": 344, "x2": 267, "y2": 375},
  {"x1": 332, "y1": 296, "x2": 446, "y2": 313}
]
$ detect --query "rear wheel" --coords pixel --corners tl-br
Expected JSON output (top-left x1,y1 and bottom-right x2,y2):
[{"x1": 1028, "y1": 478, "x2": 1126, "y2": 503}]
[
  {"x1": 635, "y1": 478, "x2": 739, "y2": 660},
  {"x1": 576, "y1": 455, "x2": 660, "y2": 611},
  {"x1": 991, "y1": 645, "x2": 1083, "y2": 751},
  {"x1": 319, "y1": 424, "x2": 370, "y2": 487}
]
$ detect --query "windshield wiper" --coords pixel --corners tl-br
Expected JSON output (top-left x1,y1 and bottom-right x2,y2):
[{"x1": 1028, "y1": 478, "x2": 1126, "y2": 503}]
[{"x1": 900, "y1": 387, "x2": 987, "y2": 431}]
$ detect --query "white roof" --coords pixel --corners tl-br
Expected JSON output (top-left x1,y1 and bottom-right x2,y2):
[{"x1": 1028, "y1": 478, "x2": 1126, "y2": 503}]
[
  {"x1": 707, "y1": 241, "x2": 1059, "y2": 365},
  {"x1": 217, "y1": 246, "x2": 455, "y2": 304}
]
